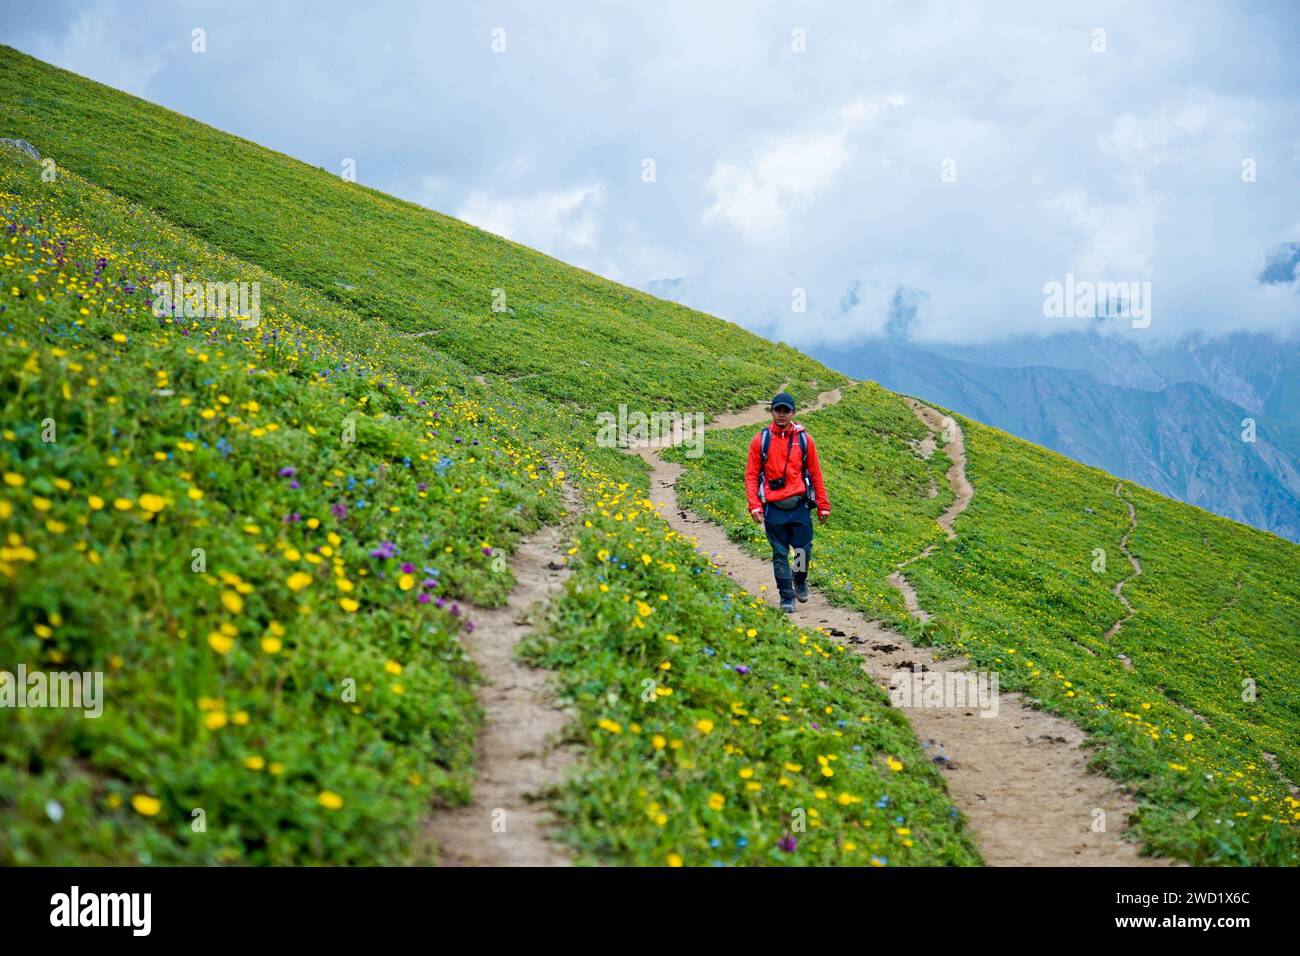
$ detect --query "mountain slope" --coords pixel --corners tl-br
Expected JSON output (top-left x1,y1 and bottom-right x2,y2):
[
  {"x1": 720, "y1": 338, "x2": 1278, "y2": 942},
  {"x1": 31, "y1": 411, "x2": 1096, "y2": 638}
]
[
  {"x1": 811, "y1": 338, "x2": 1300, "y2": 541},
  {"x1": 1, "y1": 46, "x2": 1297, "y2": 866}
]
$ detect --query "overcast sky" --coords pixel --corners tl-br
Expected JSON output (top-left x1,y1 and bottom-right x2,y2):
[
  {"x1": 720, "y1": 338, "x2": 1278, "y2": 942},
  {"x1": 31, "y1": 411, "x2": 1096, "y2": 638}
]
[{"x1": 4, "y1": 1, "x2": 1298, "y2": 347}]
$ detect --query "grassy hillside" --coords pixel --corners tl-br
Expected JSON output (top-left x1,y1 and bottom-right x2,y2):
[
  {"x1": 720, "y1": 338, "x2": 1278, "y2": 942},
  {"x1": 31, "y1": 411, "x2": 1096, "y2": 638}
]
[
  {"x1": 0, "y1": 52, "x2": 977, "y2": 866},
  {"x1": 0, "y1": 46, "x2": 841, "y2": 415},
  {"x1": 2, "y1": 45, "x2": 1296, "y2": 867},
  {"x1": 670, "y1": 391, "x2": 1300, "y2": 864}
]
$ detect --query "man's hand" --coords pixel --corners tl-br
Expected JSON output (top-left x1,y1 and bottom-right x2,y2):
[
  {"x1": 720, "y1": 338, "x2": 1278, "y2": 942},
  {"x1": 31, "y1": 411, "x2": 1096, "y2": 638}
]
[
  {"x1": 750, "y1": 507, "x2": 764, "y2": 524},
  {"x1": 817, "y1": 510, "x2": 829, "y2": 525}
]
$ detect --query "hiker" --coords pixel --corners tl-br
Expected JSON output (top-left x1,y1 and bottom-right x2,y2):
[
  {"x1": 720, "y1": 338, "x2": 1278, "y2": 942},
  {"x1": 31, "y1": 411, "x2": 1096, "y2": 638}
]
[{"x1": 745, "y1": 391, "x2": 830, "y2": 613}]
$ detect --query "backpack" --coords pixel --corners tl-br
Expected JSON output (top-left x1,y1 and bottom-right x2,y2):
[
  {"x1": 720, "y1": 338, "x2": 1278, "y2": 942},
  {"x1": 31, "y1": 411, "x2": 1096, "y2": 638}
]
[{"x1": 759, "y1": 426, "x2": 816, "y2": 508}]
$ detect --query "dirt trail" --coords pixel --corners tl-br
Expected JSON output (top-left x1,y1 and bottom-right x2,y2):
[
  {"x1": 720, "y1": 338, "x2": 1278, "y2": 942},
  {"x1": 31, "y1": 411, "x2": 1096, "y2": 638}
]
[
  {"x1": 424, "y1": 477, "x2": 579, "y2": 866},
  {"x1": 1104, "y1": 481, "x2": 1143, "y2": 641},
  {"x1": 629, "y1": 384, "x2": 1164, "y2": 866}
]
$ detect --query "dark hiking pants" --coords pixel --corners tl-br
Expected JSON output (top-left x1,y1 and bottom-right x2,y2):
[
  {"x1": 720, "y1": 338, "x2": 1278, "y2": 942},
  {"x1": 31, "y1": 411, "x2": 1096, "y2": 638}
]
[{"x1": 763, "y1": 501, "x2": 813, "y2": 601}]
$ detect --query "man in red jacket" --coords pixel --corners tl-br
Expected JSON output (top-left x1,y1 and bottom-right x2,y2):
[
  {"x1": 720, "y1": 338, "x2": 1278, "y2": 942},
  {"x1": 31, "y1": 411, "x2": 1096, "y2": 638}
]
[{"x1": 745, "y1": 391, "x2": 831, "y2": 613}]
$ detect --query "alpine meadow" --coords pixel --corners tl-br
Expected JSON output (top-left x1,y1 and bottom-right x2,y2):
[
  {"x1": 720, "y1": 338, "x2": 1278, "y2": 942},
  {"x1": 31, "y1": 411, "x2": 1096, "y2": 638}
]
[{"x1": 0, "y1": 34, "x2": 1296, "y2": 882}]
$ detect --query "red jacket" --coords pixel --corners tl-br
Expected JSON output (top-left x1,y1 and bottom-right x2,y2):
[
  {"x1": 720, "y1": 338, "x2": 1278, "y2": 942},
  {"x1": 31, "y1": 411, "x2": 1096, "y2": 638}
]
[{"x1": 745, "y1": 422, "x2": 830, "y2": 515}]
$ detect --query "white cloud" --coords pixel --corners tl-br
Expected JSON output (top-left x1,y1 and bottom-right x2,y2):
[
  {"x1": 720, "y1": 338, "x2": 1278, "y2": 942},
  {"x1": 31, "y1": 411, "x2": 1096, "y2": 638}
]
[
  {"x1": 457, "y1": 182, "x2": 606, "y2": 256},
  {"x1": 33, "y1": 3, "x2": 163, "y2": 96},
  {"x1": 702, "y1": 96, "x2": 904, "y2": 239},
  {"x1": 1048, "y1": 188, "x2": 1160, "y2": 279}
]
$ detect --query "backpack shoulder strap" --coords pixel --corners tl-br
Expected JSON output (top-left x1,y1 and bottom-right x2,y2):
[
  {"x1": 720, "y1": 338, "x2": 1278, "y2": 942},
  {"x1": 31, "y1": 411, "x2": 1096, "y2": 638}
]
[{"x1": 799, "y1": 430, "x2": 815, "y2": 503}]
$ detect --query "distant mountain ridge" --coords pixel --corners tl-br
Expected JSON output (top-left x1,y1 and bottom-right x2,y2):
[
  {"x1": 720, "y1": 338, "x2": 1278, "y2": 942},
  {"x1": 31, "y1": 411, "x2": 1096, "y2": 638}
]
[{"x1": 811, "y1": 332, "x2": 1300, "y2": 542}]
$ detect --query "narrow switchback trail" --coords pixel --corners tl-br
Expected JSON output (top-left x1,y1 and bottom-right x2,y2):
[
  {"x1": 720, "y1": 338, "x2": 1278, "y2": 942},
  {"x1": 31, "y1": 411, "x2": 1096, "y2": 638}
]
[
  {"x1": 629, "y1": 385, "x2": 1166, "y2": 866},
  {"x1": 1104, "y1": 481, "x2": 1143, "y2": 642},
  {"x1": 424, "y1": 477, "x2": 580, "y2": 866}
]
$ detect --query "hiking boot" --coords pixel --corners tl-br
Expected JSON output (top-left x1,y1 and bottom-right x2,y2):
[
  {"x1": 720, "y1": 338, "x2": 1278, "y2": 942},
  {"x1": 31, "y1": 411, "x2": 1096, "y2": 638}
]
[
  {"x1": 796, "y1": 582, "x2": 810, "y2": 603},
  {"x1": 780, "y1": 598, "x2": 796, "y2": 613}
]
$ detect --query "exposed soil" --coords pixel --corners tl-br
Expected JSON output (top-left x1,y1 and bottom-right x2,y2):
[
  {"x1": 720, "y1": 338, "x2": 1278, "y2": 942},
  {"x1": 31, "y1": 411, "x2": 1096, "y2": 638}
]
[{"x1": 424, "y1": 480, "x2": 580, "y2": 866}]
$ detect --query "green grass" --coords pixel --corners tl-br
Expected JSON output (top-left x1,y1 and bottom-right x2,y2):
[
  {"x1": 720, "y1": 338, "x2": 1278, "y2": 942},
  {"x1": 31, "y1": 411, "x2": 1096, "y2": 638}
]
[
  {"x1": 522, "y1": 443, "x2": 979, "y2": 866},
  {"x1": 0, "y1": 156, "x2": 565, "y2": 863},
  {"x1": 671, "y1": 386, "x2": 1300, "y2": 864},
  {"x1": 0, "y1": 45, "x2": 843, "y2": 417},
  {"x1": 0, "y1": 73, "x2": 973, "y2": 865},
  {"x1": 2, "y1": 43, "x2": 1296, "y2": 867}
]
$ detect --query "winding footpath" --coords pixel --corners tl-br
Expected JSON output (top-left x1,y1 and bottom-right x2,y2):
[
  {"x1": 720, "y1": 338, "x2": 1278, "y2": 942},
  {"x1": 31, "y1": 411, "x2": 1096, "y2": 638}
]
[
  {"x1": 424, "y1": 474, "x2": 579, "y2": 865},
  {"x1": 631, "y1": 384, "x2": 1165, "y2": 866},
  {"x1": 1103, "y1": 481, "x2": 1144, "y2": 642}
]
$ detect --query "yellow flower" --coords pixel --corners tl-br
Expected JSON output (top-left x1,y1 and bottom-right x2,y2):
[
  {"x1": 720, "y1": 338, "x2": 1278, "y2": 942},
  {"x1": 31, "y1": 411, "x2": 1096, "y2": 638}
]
[
  {"x1": 398, "y1": 573, "x2": 415, "y2": 591},
  {"x1": 243, "y1": 755, "x2": 266, "y2": 771},
  {"x1": 707, "y1": 793, "x2": 725, "y2": 810},
  {"x1": 886, "y1": 756, "x2": 904, "y2": 772},
  {"x1": 261, "y1": 636, "x2": 282, "y2": 654},
  {"x1": 384, "y1": 660, "x2": 403, "y2": 675},
  {"x1": 113, "y1": 497, "x2": 133, "y2": 511},
  {"x1": 739, "y1": 767, "x2": 754, "y2": 779},
  {"x1": 204, "y1": 711, "x2": 228, "y2": 729},
  {"x1": 597, "y1": 718, "x2": 623, "y2": 734},
  {"x1": 286, "y1": 571, "x2": 312, "y2": 592},
  {"x1": 666, "y1": 853, "x2": 683, "y2": 868},
  {"x1": 232, "y1": 711, "x2": 249, "y2": 726},
  {"x1": 221, "y1": 590, "x2": 243, "y2": 614},
  {"x1": 130, "y1": 794, "x2": 162, "y2": 817},
  {"x1": 339, "y1": 597, "x2": 360, "y2": 612},
  {"x1": 3, "y1": 472, "x2": 25, "y2": 487},
  {"x1": 187, "y1": 487, "x2": 204, "y2": 501},
  {"x1": 138, "y1": 493, "x2": 166, "y2": 514},
  {"x1": 32, "y1": 496, "x2": 51, "y2": 512},
  {"x1": 207, "y1": 631, "x2": 234, "y2": 654},
  {"x1": 87, "y1": 495, "x2": 104, "y2": 510},
  {"x1": 695, "y1": 718, "x2": 714, "y2": 734},
  {"x1": 318, "y1": 791, "x2": 344, "y2": 810},
  {"x1": 652, "y1": 734, "x2": 666, "y2": 750}
]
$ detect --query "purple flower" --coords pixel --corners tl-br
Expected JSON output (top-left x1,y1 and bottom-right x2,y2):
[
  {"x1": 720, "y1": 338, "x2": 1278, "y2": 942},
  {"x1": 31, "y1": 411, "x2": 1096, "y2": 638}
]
[
  {"x1": 279, "y1": 466, "x2": 296, "y2": 478},
  {"x1": 418, "y1": 593, "x2": 431, "y2": 605},
  {"x1": 331, "y1": 501, "x2": 348, "y2": 519},
  {"x1": 777, "y1": 835, "x2": 797, "y2": 853},
  {"x1": 369, "y1": 540, "x2": 397, "y2": 560},
  {"x1": 434, "y1": 597, "x2": 447, "y2": 609},
  {"x1": 289, "y1": 480, "x2": 300, "y2": 490},
  {"x1": 401, "y1": 562, "x2": 416, "y2": 574},
  {"x1": 811, "y1": 723, "x2": 820, "y2": 731},
  {"x1": 734, "y1": 665, "x2": 750, "y2": 675},
  {"x1": 481, "y1": 546, "x2": 493, "y2": 557}
]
